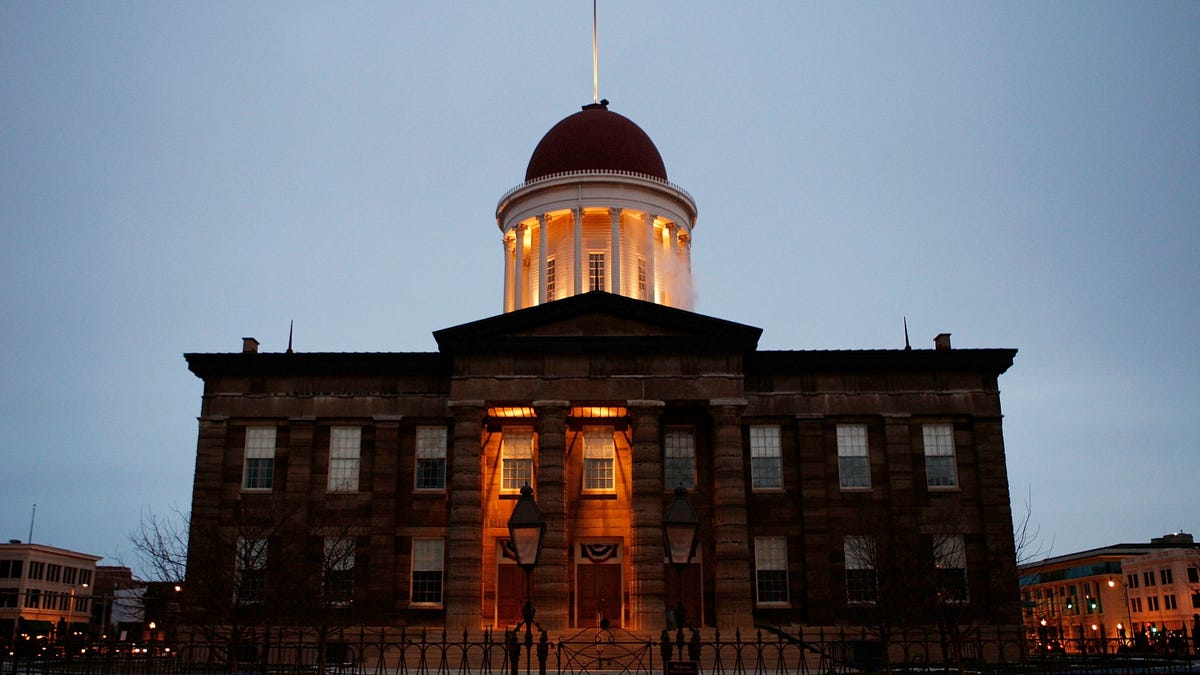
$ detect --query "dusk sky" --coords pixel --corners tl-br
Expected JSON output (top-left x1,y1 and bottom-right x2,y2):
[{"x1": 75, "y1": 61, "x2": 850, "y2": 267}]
[{"x1": 2, "y1": 2, "x2": 1197, "y2": 574}]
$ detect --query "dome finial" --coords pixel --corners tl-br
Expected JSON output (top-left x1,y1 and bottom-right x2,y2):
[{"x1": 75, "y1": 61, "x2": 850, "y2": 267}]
[{"x1": 592, "y1": 0, "x2": 600, "y2": 104}]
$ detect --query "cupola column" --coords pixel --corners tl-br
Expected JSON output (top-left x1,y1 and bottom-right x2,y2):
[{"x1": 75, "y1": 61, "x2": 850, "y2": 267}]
[
  {"x1": 609, "y1": 208, "x2": 622, "y2": 295},
  {"x1": 644, "y1": 214, "x2": 657, "y2": 302},
  {"x1": 511, "y1": 223, "x2": 525, "y2": 310},
  {"x1": 537, "y1": 215, "x2": 548, "y2": 305},
  {"x1": 503, "y1": 234, "x2": 515, "y2": 313},
  {"x1": 572, "y1": 208, "x2": 584, "y2": 295}
]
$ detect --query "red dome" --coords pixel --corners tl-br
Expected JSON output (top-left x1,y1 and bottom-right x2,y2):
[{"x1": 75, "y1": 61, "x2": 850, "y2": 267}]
[{"x1": 525, "y1": 102, "x2": 668, "y2": 182}]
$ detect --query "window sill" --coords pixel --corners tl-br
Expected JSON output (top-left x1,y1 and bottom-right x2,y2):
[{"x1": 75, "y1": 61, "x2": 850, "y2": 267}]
[
  {"x1": 751, "y1": 487, "x2": 786, "y2": 494},
  {"x1": 927, "y1": 485, "x2": 961, "y2": 493},
  {"x1": 241, "y1": 488, "x2": 273, "y2": 494},
  {"x1": 755, "y1": 602, "x2": 791, "y2": 609},
  {"x1": 409, "y1": 603, "x2": 444, "y2": 609},
  {"x1": 581, "y1": 492, "x2": 617, "y2": 500},
  {"x1": 839, "y1": 486, "x2": 873, "y2": 493},
  {"x1": 413, "y1": 489, "x2": 447, "y2": 497}
]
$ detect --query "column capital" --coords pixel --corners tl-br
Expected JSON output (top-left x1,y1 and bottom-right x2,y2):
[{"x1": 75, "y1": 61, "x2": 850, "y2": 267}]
[
  {"x1": 626, "y1": 399, "x2": 665, "y2": 410},
  {"x1": 709, "y1": 398, "x2": 748, "y2": 409},
  {"x1": 531, "y1": 399, "x2": 571, "y2": 409}
]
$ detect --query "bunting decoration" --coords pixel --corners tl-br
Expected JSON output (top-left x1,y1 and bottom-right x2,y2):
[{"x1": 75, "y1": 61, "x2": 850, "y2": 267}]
[{"x1": 581, "y1": 543, "x2": 618, "y2": 563}]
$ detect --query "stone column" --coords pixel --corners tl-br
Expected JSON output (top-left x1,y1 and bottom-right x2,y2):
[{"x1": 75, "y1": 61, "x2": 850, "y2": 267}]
[
  {"x1": 609, "y1": 208, "x2": 622, "y2": 295},
  {"x1": 572, "y1": 207, "x2": 584, "y2": 294},
  {"x1": 537, "y1": 215, "x2": 548, "y2": 305},
  {"x1": 709, "y1": 398, "x2": 753, "y2": 631},
  {"x1": 511, "y1": 223, "x2": 525, "y2": 310},
  {"x1": 644, "y1": 214, "x2": 657, "y2": 302},
  {"x1": 628, "y1": 400, "x2": 666, "y2": 633},
  {"x1": 445, "y1": 400, "x2": 485, "y2": 635},
  {"x1": 533, "y1": 400, "x2": 570, "y2": 631}
]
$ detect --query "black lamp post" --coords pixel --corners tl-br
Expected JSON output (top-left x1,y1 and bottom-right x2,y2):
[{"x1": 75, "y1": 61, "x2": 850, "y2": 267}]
[
  {"x1": 662, "y1": 486, "x2": 700, "y2": 631},
  {"x1": 507, "y1": 483, "x2": 546, "y2": 675}
]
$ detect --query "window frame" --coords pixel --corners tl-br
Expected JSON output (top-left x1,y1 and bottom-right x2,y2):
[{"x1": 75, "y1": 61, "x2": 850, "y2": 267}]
[
  {"x1": 836, "y1": 424, "x2": 871, "y2": 490},
  {"x1": 582, "y1": 426, "x2": 617, "y2": 493},
  {"x1": 327, "y1": 426, "x2": 361, "y2": 493},
  {"x1": 753, "y1": 536, "x2": 789, "y2": 606},
  {"x1": 501, "y1": 428, "x2": 535, "y2": 494},
  {"x1": 933, "y1": 534, "x2": 969, "y2": 604},
  {"x1": 235, "y1": 536, "x2": 268, "y2": 605},
  {"x1": 749, "y1": 425, "x2": 783, "y2": 491},
  {"x1": 415, "y1": 426, "x2": 448, "y2": 492},
  {"x1": 845, "y1": 535, "x2": 878, "y2": 605},
  {"x1": 922, "y1": 424, "x2": 959, "y2": 489},
  {"x1": 322, "y1": 537, "x2": 355, "y2": 606},
  {"x1": 242, "y1": 427, "x2": 277, "y2": 492},
  {"x1": 410, "y1": 538, "x2": 445, "y2": 607},
  {"x1": 664, "y1": 428, "x2": 696, "y2": 491},
  {"x1": 545, "y1": 257, "x2": 557, "y2": 301},
  {"x1": 588, "y1": 251, "x2": 606, "y2": 292}
]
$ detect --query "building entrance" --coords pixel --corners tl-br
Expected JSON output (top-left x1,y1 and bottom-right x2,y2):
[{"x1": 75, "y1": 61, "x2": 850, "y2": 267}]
[{"x1": 575, "y1": 543, "x2": 622, "y2": 628}]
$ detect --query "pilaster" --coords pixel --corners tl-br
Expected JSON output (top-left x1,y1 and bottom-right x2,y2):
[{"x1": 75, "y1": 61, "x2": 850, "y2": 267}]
[
  {"x1": 610, "y1": 208, "x2": 622, "y2": 295},
  {"x1": 445, "y1": 400, "x2": 485, "y2": 634},
  {"x1": 709, "y1": 398, "x2": 753, "y2": 631},
  {"x1": 572, "y1": 207, "x2": 583, "y2": 295},
  {"x1": 537, "y1": 215, "x2": 548, "y2": 305}
]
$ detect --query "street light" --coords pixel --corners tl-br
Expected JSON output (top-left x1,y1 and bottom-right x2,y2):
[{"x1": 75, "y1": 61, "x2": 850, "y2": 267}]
[
  {"x1": 662, "y1": 486, "x2": 699, "y2": 628},
  {"x1": 506, "y1": 483, "x2": 546, "y2": 675},
  {"x1": 1108, "y1": 578, "x2": 1133, "y2": 647}
]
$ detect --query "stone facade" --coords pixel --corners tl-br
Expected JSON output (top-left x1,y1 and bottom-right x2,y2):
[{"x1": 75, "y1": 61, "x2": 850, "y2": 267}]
[{"x1": 184, "y1": 291, "x2": 1020, "y2": 636}]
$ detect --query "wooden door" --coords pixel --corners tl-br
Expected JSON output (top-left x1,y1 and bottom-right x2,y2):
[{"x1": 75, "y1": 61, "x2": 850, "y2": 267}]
[
  {"x1": 497, "y1": 565, "x2": 526, "y2": 627},
  {"x1": 576, "y1": 564, "x2": 621, "y2": 628}
]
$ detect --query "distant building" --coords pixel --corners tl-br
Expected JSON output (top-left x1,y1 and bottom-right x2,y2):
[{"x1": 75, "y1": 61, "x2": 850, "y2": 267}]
[
  {"x1": 183, "y1": 101, "x2": 1021, "y2": 637},
  {"x1": 0, "y1": 541, "x2": 100, "y2": 646},
  {"x1": 1018, "y1": 532, "x2": 1200, "y2": 650}
]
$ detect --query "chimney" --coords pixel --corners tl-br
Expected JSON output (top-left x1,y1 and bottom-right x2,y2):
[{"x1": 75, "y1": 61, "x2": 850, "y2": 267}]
[
  {"x1": 934, "y1": 333, "x2": 952, "y2": 351},
  {"x1": 242, "y1": 337, "x2": 260, "y2": 353}
]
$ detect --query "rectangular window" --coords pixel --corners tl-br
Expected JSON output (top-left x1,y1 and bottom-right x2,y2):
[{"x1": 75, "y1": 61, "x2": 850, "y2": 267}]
[
  {"x1": 754, "y1": 537, "x2": 789, "y2": 605},
  {"x1": 1160, "y1": 568, "x2": 1173, "y2": 585},
  {"x1": 235, "y1": 537, "x2": 268, "y2": 604},
  {"x1": 25, "y1": 588, "x2": 39, "y2": 608},
  {"x1": 583, "y1": 427, "x2": 616, "y2": 492},
  {"x1": 1164, "y1": 594, "x2": 1177, "y2": 610},
  {"x1": 837, "y1": 425, "x2": 870, "y2": 489},
  {"x1": 749, "y1": 425, "x2": 782, "y2": 489},
  {"x1": 1147, "y1": 595, "x2": 1160, "y2": 611},
  {"x1": 327, "y1": 426, "x2": 361, "y2": 493},
  {"x1": 923, "y1": 424, "x2": 958, "y2": 488},
  {"x1": 545, "y1": 257, "x2": 557, "y2": 301},
  {"x1": 28, "y1": 561, "x2": 44, "y2": 580},
  {"x1": 845, "y1": 535, "x2": 878, "y2": 604},
  {"x1": 501, "y1": 428, "x2": 534, "y2": 492},
  {"x1": 1132, "y1": 597, "x2": 1142, "y2": 613},
  {"x1": 637, "y1": 257, "x2": 647, "y2": 299},
  {"x1": 1127, "y1": 573, "x2": 1139, "y2": 589},
  {"x1": 0, "y1": 560, "x2": 22, "y2": 578},
  {"x1": 242, "y1": 427, "x2": 276, "y2": 491},
  {"x1": 46, "y1": 564, "x2": 61, "y2": 583},
  {"x1": 934, "y1": 534, "x2": 968, "y2": 603},
  {"x1": 664, "y1": 429, "x2": 696, "y2": 490},
  {"x1": 588, "y1": 252, "x2": 606, "y2": 291},
  {"x1": 411, "y1": 538, "x2": 444, "y2": 606},
  {"x1": 0, "y1": 588, "x2": 16, "y2": 608},
  {"x1": 415, "y1": 426, "x2": 447, "y2": 490},
  {"x1": 323, "y1": 537, "x2": 355, "y2": 605},
  {"x1": 79, "y1": 569, "x2": 91, "y2": 586},
  {"x1": 1144, "y1": 571, "x2": 1156, "y2": 587},
  {"x1": 1191, "y1": 591, "x2": 1200, "y2": 609},
  {"x1": 1187, "y1": 566, "x2": 1199, "y2": 583},
  {"x1": 63, "y1": 567, "x2": 77, "y2": 585}
]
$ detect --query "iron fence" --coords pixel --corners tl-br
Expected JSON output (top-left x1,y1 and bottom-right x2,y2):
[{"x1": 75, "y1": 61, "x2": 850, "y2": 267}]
[{"x1": 3, "y1": 625, "x2": 1199, "y2": 675}]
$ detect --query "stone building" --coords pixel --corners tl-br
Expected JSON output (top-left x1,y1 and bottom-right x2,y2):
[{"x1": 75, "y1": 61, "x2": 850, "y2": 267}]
[
  {"x1": 183, "y1": 101, "x2": 1021, "y2": 636},
  {"x1": 0, "y1": 541, "x2": 99, "y2": 646}
]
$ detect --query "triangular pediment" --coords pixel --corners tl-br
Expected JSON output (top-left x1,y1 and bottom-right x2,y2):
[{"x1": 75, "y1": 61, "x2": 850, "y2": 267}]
[{"x1": 433, "y1": 292, "x2": 761, "y2": 353}]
